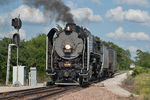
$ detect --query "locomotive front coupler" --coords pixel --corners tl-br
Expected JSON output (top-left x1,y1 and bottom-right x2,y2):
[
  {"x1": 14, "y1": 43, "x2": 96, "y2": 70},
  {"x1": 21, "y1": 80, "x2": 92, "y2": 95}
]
[{"x1": 79, "y1": 71, "x2": 89, "y2": 86}]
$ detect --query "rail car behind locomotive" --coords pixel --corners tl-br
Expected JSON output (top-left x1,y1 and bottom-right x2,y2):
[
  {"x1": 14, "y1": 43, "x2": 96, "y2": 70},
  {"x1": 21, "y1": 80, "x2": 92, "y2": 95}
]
[{"x1": 46, "y1": 23, "x2": 117, "y2": 86}]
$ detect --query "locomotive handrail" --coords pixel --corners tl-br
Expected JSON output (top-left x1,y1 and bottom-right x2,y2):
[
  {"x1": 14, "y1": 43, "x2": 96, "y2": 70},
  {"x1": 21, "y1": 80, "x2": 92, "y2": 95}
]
[{"x1": 82, "y1": 38, "x2": 85, "y2": 72}]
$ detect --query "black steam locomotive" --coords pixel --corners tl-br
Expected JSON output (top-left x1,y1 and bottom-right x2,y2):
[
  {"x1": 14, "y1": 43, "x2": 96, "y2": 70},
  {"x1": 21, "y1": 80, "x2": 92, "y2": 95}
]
[{"x1": 46, "y1": 23, "x2": 117, "y2": 86}]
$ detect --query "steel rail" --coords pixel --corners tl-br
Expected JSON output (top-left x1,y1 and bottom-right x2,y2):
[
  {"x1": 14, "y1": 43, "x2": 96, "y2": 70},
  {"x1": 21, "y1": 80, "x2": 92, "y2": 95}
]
[
  {"x1": 27, "y1": 86, "x2": 78, "y2": 100},
  {"x1": 27, "y1": 88, "x2": 67, "y2": 100},
  {"x1": 0, "y1": 86, "x2": 58, "y2": 100}
]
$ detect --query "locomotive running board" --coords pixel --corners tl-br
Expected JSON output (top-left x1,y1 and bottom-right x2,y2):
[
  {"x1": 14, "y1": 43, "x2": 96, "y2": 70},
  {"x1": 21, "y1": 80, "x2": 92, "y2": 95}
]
[{"x1": 55, "y1": 83, "x2": 79, "y2": 85}]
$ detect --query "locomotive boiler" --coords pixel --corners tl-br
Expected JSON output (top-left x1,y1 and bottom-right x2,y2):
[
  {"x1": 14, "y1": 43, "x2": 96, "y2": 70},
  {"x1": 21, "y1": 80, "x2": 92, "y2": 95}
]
[{"x1": 46, "y1": 23, "x2": 117, "y2": 86}]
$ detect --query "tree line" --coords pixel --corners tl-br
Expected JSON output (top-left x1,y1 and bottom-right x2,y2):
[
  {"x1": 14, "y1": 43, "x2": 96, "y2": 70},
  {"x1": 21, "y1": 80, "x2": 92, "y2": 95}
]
[
  {"x1": 135, "y1": 49, "x2": 150, "y2": 68},
  {"x1": 0, "y1": 34, "x2": 46, "y2": 84},
  {"x1": 3, "y1": 33, "x2": 150, "y2": 84}
]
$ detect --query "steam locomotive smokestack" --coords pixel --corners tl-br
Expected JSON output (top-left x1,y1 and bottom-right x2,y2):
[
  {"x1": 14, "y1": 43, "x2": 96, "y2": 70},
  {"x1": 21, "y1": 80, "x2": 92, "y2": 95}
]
[{"x1": 23, "y1": 0, "x2": 74, "y2": 23}]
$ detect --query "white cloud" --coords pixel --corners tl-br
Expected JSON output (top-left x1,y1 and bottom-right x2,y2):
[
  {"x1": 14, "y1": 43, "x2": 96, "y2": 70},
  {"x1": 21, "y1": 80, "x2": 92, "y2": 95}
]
[
  {"x1": 106, "y1": 27, "x2": 150, "y2": 41},
  {"x1": 105, "y1": 6, "x2": 124, "y2": 22},
  {"x1": 91, "y1": 0, "x2": 102, "y2": 5},
  {"x1": 10, "y1": 5, "x2": 47, "y2": 23},
  {"x1": 0, "y1": 5, "x2": 46, "y2": 25},
  {"x1": 67, "y1": 1, "x2": 102, "y2": 24},
  {"x1": 125, "y1": 9, "x2": 150, "y2": 23},
  {"x1": 8, "y1": 29, "x2": 26, "y2": 40},
  {"x1": 6, "y1": 4, "x2": 102, "y2": 25},
  {"x1": 0, "y1": 29, "x2": 26, "y2": 40},
  {"x1": 115, "y1": 0, "x2": 150, "y2": 8},
  {"x1": 19, "y1": 29, "x2": 26, "y2": 40},
  {"x1": 128, "y1": 46, "x2": 138, "y2": 52},
  {"x1": 71, "y1": 7, "x2": 103, "y2": 24},
  {"x1": 106, "y1": 6, "x2": 150, "y2": 26}
]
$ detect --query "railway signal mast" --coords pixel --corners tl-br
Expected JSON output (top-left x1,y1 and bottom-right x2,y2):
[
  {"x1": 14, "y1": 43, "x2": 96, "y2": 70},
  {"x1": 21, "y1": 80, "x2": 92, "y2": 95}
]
[{"x1": 6, "y1": 15, "x2": 22, "y2": 85}]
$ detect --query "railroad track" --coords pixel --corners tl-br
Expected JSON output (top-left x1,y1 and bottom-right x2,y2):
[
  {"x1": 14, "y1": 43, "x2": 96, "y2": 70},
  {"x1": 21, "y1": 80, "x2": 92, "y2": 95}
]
[
  {"x1": 27, "y1": 86, "x2": 78, "y2": 100},
  {"x1": 0, "y1": 71, "x2": 128, "y2": 100},
  {"x1": 29, "y1": 71, "x2": 128, "y2": 99},
  {"x1": 114, "y1": 70, "x2": 129, "y2": 76},
  {"x1": 90, "y1": 70, "x2": 128, "y2": 83},
  {"x1": 0, "y1": 86, "x2": 78, "y2": 100},
  {"x1": 0, "y1": 86, "x2": 62, "y2": 100}
]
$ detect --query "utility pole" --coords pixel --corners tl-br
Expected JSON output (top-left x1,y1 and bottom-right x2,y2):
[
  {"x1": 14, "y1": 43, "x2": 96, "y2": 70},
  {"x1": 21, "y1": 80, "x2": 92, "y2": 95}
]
[
  {"x1": 6, "y1": 44, "x2": 17, "y2": 85},
  {"x1": 16, "y1": 14, "x2": 20, "y2": 66}
]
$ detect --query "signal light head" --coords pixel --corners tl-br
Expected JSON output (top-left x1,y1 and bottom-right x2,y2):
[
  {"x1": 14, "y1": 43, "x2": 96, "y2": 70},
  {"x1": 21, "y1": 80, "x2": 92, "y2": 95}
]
[{"x1": 12, "y1": 18, "x2": 22, "y2": 30}]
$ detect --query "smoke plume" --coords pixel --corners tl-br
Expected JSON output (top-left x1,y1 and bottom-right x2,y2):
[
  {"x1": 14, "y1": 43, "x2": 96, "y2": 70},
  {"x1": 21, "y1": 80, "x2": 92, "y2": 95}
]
[{"x1": 23, "y1": 0, "x2": 74, "y2": 23}]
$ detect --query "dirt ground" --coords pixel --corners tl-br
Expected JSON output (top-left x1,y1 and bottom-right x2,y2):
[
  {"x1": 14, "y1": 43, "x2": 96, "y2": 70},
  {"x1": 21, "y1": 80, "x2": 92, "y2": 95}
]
[
  {"x1": 57, "y1": 86, "x2": 129, "y2": 100},
  {"x1": 56, "y1": 71, "x2": 137, "y2": 100},
  {"x1": 97, "y1": 72, "x2": 132, "y2": 97},
  {"x1": 0, "y1": 71, "x2": 137, "y2": 100}
]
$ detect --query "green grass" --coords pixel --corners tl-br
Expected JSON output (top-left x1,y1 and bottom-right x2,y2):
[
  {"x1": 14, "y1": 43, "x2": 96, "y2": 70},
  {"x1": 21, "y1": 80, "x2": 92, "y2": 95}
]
[
  {"x1": 131, "y1": 66, "x2": 149, "y2": 77},
  {"x1": 132, "y1": 72, "x2": 150, "y2": 100}
]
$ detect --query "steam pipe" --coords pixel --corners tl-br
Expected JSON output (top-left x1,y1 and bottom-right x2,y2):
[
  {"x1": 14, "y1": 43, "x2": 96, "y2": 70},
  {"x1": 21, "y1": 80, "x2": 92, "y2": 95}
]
[{"x1": 82, "y1": 39, "x2": 85, "y2": 73}]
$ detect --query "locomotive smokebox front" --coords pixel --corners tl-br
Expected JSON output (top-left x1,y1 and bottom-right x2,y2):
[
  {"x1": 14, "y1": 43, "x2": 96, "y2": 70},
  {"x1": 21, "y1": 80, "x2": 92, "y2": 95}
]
[{"x1": 54, "y1": 23, "x2": 84, "y2": 60}]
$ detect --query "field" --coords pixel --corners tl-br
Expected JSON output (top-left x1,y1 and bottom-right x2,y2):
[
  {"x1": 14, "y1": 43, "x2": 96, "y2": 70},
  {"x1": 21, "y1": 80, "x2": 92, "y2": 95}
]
[
  {"x1": 133, "y1": 73, "x2": 150, "y2": 100},
  {"x1": 123, "y1": 67, "x2": 150, "y2": 100}
]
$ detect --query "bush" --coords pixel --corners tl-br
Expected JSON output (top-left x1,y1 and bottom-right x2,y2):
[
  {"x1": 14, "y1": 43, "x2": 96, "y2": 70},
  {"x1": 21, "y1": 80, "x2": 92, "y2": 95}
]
[{"x1": 131, "y1": 66, "x2": 149, "y2": 77}]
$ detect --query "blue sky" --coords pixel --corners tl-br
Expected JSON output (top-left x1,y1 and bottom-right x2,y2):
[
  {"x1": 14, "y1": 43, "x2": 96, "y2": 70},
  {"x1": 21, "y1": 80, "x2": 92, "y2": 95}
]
[{"x1": 0, "y1": 0, "x2": 150, "y2": 59}]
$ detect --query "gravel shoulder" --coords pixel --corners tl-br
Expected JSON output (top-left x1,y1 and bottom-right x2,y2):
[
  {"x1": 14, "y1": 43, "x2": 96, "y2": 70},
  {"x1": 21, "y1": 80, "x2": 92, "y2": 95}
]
[
  {"x1": 0, "y1": 71, "x2": 134, "y2": 100},
  {"x1": 95, "y1": 71, "x2": 132, "y2": 97},
  {"x1": 57, "y1": 86, "x2": 128, "y2": 100},
  {"x1": 57, "y1": 71, "x2": 134, "y2": 100}
]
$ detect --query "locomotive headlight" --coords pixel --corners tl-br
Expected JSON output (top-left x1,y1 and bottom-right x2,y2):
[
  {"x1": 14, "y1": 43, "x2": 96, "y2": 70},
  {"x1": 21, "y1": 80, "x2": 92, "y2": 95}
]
[
  {"x1": 66, "y1": 26, "x2": 71, "y2": 31},
  {"x1": 65, "y1": 44, "x2": 71, "y2": 50}
]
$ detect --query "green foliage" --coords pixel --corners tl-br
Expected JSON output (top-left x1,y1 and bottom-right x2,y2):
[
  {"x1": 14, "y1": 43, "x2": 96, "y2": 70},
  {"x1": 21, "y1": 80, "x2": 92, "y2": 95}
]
[
  {"x1": 0, "y1": 38, "x2": 10, "y2": 83},
  {"x1": 94, "y1": 36, "x2": 101, "y2": 41},
  {"x1": 0, "y1": 33, "x2": 133, "y2": 83},
  {"x1": 129, "y1": 47, "x2": 150, "y2": 100},
  {"x1": 132, "y1": 72, "x2": 150, "y2": 99},
  {"x1": 135, "y1": 49, "x2": 150, "y2": 68},
  {"x1": 131, "y1": 66, "x2": 149, "y2": 77},
  {"x1": 19, "y1": 34, "x2": 46, "y2": 80},
  {"x1": 125, "y1": 69, "x2": 150, "y2": 100},
  {"x1": 0, "y1": 34, "x2": 46, "y2": 83}
]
